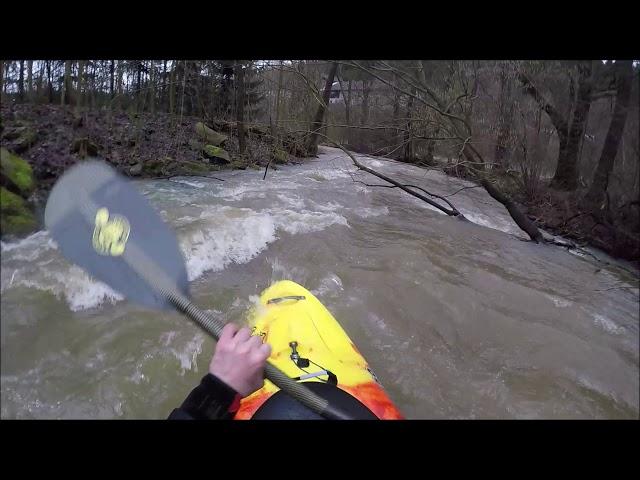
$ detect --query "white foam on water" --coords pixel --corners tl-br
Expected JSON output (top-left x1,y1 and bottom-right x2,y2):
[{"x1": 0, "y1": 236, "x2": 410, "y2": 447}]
[
  {"x1": 212, "y1": 184, "x2": 259, "y2": 201},
  {"x1": 462, "y1": 211, "x2": 519, "y2": 235},
  {"x1": 276, "y1": 193, "x2": 306, "y2": 209},
  {"x1": 1, "y1": 231, "x2": 124, "y2": 311},
  {"x1": 160, "y1": 331, "x2": 178, "y2": 347},
  {"x1": 311, "y1": 201, "x2": 342, "y2": 212},
  {"x1": 169, "y1": 333, "x2": 205, "y2": 374},
  {"x1": 181, "y1": 207, "x2": 277, "y2": 281},
  {"x1": 1, "y1": 230, "x2": 54, "y2": 254},
  {"x1": 312, "y1": 273, "x2": 344, "y2": 298},
  {"x1": 267, "y1": 208, "x2": 348, "y2": 235},
  {"x1": 21, "y1": 267, "x2": 124, "y2": 311},
  {"x1": 169, "y1": 179, "x2": 207, "y2": 188},
  {"x1": 545, "y1": 294, "x2": 572, "y2": 308},
  {"x1": 592, "y1": 314, "x2": 625, "y2": 335},
  {"x1": 358, "y1": 158, "x2": 385, "y2": 168},
  {"x1": 351, "y1": 205, "x2": 390, "y2": 218},
  {"x1": 306, "y1": 168, "x2": 351, "y2": 182}
]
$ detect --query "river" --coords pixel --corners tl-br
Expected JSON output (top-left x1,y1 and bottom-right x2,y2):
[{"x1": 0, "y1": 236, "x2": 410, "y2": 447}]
[{"x1": 1, "y1": 147, "x2": 638, "y2": 419}]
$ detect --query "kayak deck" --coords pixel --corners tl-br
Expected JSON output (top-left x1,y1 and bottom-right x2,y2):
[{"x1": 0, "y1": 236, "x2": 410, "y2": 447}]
[{"x1": 234, "y1": 280, "x2": 403, "y2": 420}]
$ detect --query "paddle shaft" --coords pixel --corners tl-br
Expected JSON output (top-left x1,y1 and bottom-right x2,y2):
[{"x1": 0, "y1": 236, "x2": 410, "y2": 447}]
[
  {"x1": 164, "y1": 289, "x2": 352, "y2": 420},
  {"x1": 76, "y1": 192, "x2": 352, "y2": 420}
]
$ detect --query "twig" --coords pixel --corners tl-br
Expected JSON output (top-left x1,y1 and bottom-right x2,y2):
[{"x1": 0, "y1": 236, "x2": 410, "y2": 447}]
[
  {"x1": 349, "y1": 179, "x2": 457, "y2": 211},
  {"x1": 263, "y1": 157, "x2": 273, "y2": 180},
  {"x1": 167, "y1": 174, "x2": 225, "y2": 182},
  {"x1": 441, "y1": 185, "x2": 482, "y2": 198}
]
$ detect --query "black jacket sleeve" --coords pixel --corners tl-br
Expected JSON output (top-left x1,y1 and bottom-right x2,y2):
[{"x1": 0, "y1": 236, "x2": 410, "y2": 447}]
[{"x1": 168, "y1": 373, "x2": 241, "y2": 420}]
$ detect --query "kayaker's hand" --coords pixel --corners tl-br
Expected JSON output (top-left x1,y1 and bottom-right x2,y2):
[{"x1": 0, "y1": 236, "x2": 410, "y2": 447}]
[{"x1": 209, "y1": 323, "x2": 272, "y2": 398}]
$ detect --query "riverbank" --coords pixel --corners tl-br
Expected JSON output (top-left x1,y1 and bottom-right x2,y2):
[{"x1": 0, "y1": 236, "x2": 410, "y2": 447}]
[
  {"x1": 350, "y1": 150, "x2": 640, "y2": 266},
  {"x1": 0, "y1": 104, "x2": 306, "y2": 239}
]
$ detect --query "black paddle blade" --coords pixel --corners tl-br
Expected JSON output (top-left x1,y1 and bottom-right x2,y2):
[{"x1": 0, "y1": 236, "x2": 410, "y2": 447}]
[{"x1": 44, "y1": 160, "x2": 189, "y2": 310}]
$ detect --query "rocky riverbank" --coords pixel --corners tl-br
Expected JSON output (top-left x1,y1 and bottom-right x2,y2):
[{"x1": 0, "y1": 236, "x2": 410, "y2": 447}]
[{"x1": 0, "y1": 104, "x2": 306, "y2": 239}]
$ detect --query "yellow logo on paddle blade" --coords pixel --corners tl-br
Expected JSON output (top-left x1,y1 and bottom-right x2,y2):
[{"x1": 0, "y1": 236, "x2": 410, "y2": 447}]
[{"x1": 92, "y1": 207, "x2": 130, "y2": 256}]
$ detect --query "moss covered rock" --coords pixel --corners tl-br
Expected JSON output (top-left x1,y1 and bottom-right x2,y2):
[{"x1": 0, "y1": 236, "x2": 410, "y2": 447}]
[
  {"x1": 272, "y1": 147, "x2": 289, "y2": 164},
  {"x1": 129, "y1": 162, "x2": 143, "y2": 176},
  {"x1": 1, "y1": 148, "x2": 35, "y2": 196},
  {"x1": 2, "y1": 126, "x2": 38, "y2": 153},
  {"x1": 177, "y1": 161, "x2": 212, "y2": 175},
  {"x1": 1, "y1": 187, "x2": 38, "y2": 237},
  {"x1": 143, "y1": 158, "x2": 166, "y2": 176},
  {"x1": 203, "y1": 145, "x2": 231, "y2": 164},
  {"x1": 195, "y1": 122, "x2": 227, "y2": 146}
]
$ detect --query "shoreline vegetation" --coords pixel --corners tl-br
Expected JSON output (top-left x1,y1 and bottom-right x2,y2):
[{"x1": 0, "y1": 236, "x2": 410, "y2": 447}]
[{"x1": 1, "y1": 59, "x2": 637, "y2": 267}]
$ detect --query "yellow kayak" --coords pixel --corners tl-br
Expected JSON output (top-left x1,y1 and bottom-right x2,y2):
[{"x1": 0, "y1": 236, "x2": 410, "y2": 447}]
[{"x1": 234, "y1": 280, "x2": 403, "y2": 420}]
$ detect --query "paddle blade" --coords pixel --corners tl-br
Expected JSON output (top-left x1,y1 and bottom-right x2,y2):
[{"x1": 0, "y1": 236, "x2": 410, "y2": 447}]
[{"x1": 44, "y1": 160, "x2": 189, "y2": 310}]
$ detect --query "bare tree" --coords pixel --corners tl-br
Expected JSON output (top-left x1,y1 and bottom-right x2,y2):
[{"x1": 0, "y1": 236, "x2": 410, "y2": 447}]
[
  {"x1": 27, "y1": 60, "x2": 33, "y2": 101},
  {"x1": 18, "y1": 60, "x2": 25, "y2": 102},
  {"x1": 61, "y1": 60, "x2": 72, "y2": 106},
  {"x1": 518, "y1": 61, "x2": 594, "y2": 190},
  {"x1": 305, "y1": 61, "x2": 338, "y2": 155},
  {"x1": 584, "y1": 60, "x2": 634, "y2": 209},
  {"x1": 110, "y1": 60, "x2": 115, "y2": 99},
  {"x1": 235, "y1": 61, "x2": 247, "y2": 154}
]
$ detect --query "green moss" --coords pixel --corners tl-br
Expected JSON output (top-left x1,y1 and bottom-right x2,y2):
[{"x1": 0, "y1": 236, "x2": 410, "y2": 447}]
[
  {"x1": 0, "y1": 148, "x2": 35, "y2": 195},
  {"x1": 203, "y1": 145, "x2": 231, "y2": 163},
  {"x1": 139, "y1": 158, "x2": 166, "y2": 177},
  {"x1": 195, "y1": 122, "x2": 227, "y2": 146},
  {"x1": 181, "y1": 161, "x2": 210, "y2": 175},
  {"x1": 272, "y1": 147, "x2": 289, "y2": 164},
  {"x1": 0, "y1": 187, "x2": 37, "y2": 237}
]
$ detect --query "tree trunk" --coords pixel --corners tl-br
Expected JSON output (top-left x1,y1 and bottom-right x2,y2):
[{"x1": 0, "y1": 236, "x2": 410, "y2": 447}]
[
  {"x1": 305, "y1": 62, "x2": 338, "y2": 156},
  {"x1": 46, "y1": 61, "x2": 53, "y2": 103},
  {"x1": 273, "y1": 60, "x2": 285, "y2": 146},
  {"x1": 36, "y1": 61, "x2": 45, "y2": 100},
  {"x1": 481, "y1": 179, "x2": 544, "y2": 242},
  {"x1": 361, "y1": 79, "x2": 371, "y2": 126},
  {"x1": 149, "y1": 62, "x2": 155, "y2": 115},
  {"x1": 392, "y1": 86, "x2": 401, "y2": 151},
  {"x1": 27, "y1": 61, "x2": 33, "y2": 102},
  {"x1": 0, "y1": 60, "x2": 4, "y2": 104},
  {"x1": 346, "y1": 80, "x2": 352, "y2": 127},
  {"x1": 110, "y1": 60, "x2": 115, "y2": 99},
  {"x1": 162, "y1": 60, "x2": 167, "y2": 110},
  {"x1": 114, "y1": 60, "x2": 124, "y2": 110},
  {"x1": 235, "y1": 62, "x2": 246, "y2": 154},
  {"x1": 495, "y1": 62, "x2": 514, "y2": 167},
  {"x1": 3, "y1": 61, "x2": 10, "y2": 95},
  {"x1": 77, "y1": 60, "x2": 85, "y2": 110},
  {"x1": 61, "y1": 60, "x2": 72, "y2": 106},
  {"x1": 18, "y1": 60, "x2": 25, "y2": 102},
  {"x1": 403, "y1": 92, "x2": 415, "y2": 160},
  {"x1": 556, "y1": 61, "x2": 593, "y2": 190},
  {"x1": 179, "y1": 61, "x2": 187, "y2": 123},
  {"x1": 584, "y1": 60, "x2": 634, "y2": 208},
  {"x1": 169, "y1": 62, "x2": 176, "y2": 115},
  {"x1": 274, "y1": 60, "x2": 284, "y2": 129},
  {"x1": 89, "y1": 61, "x2": 96, "y2": 110},
  {"x1": 518, "y1": 70, "x2": 573, "y2": 190}
]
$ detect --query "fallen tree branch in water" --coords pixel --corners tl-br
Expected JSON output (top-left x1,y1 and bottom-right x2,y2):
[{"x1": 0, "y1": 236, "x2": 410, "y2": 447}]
[
  {"x1": 480, "y1": 178, "x2": 544, "y2": 243},
  {"x1": 350, "y1": 179, "x2": 458, "y2": 212},
  {"x1": 441, "y1": 185, "x2": 482, "y2": 197},
  {"x1": 167, "y1": 174, "x2": 225, "y2": 182},
  {"x1": 263, "y1": 158, "x2": 273, "y2": 180},
  {"x1": 289, "y1": 129, "x2": 465, "y2": 217}
]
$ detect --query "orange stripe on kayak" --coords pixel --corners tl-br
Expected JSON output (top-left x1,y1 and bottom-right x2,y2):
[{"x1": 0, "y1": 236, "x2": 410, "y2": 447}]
[
  {"x1": 341, "y1": 382, "x2": 404, "y2": 420},
  {"x1": 235, "y1": 382, "x2": 403, "y2": 420},
  {"x1": 234, "y1": 390, "x2": 271, "y2": 420}
]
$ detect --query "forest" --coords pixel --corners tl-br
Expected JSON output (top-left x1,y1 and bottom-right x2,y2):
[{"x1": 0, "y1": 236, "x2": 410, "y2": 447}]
[{"x1": 1, "y1": 60, "x2": 638, "y2": 262}]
